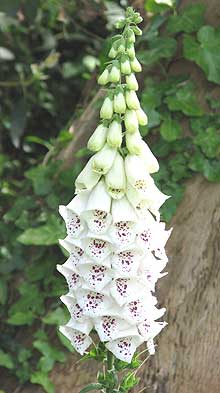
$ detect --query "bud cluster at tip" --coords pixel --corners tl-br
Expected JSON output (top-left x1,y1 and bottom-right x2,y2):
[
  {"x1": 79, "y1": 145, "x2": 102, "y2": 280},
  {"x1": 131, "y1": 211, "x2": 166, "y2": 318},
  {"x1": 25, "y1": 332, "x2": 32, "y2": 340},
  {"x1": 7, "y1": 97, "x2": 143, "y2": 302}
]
[{"x1": 57, "y1": 8, "x2": 171, "y2": 363}]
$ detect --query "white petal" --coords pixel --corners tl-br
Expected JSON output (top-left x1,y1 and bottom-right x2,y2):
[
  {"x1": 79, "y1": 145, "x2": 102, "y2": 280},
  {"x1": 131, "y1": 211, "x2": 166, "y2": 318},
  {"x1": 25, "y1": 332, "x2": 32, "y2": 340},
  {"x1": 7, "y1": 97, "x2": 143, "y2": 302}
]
[
  {"x1": 57, "y1": 265, "x2": 82, "y2": 292},
  {"x1": 65, "y1": 317, "x2": 93, "y2": 335},
  {"x1": 76, "y1": 289, "x2": 120, "y2": 317},
  {"x1": 147, "y1": 338, "x2": 155, "y2": 355},
  {"x1": 139, "y1": 141, "x2": 159, "y2": 174},
  {"x1": 109, "y1": 221, "x2": 137, "y2": 247},
  {"x1": 77, "y1": 263, "x2": 113, "y2": 291},
  {"x1": 85, "y1": 237, "x2": 112, "y2": 262},
  {"x1": 106, "y1": 335, "x2": 143, "y2": 363},
  {"x1": 59, "y1": 326, "x2": 92, "y2": 355},
  {"x1": 123, "y1": 295, "x2": 157, "y2": 324},
  {"x1": 66, "y1": 192, "x2": 89, "y2": 215},
  {"x1": 110, "y1": 278, "x2": 146, "y2": 306},
  {"x1": 92, "y1": 144, "x2": 116, "y2": 175},
  {"x1": 111, "y1": 197, "x2": 137, "y2": 223},
  {"x1": 85, "y1": 179, "x2": 111, "y2": 213},
  {"x1": 137, "y1": 185, "x2": 170, "y2": 216},
  {"x1": 105, "y1": 153, "x2": 126, "y2": 200},
  {"x1": 126, "y1": 183, "x2": 142, "y2": 208},
  {"x1": 112, "y1": 248, "x2": 143, "y2": 278},
  {"x1": 84, "y1": 210, "x2": 112, "y2": 235},
  {"x1": 59, "y1": 206, "x2": 85, "y2": 238},
  {"x1": 75, "y1": 157, "x2": 101, "y2": 192},
  {"x1": 95, "y1": 316, "x2": 139, "y2": 341},
  {"x1": 60, "y1": 294, "x2": 84, "y2": 321},
  {"x1": 138, "y1": 320, "x2": 167, "y2": 341},
  {"x1": 125, "y1": 155, "x2": 154, "y2": 195},
  {"x1": 59, "y1": 239, "x2": 84, "y2": 269}
]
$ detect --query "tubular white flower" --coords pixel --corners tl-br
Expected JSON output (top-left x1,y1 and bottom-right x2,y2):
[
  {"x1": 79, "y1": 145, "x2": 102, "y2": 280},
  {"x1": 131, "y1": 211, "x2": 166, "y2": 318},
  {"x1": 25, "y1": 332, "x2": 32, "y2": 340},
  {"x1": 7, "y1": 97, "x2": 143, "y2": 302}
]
[
  {"x1": 75, "y1": 157, "x2": 101, "y2": 192},
  {"x1": 100, "y1": 97, "x2": 114, "y2": 120},
  {"x1": 139, "y1": 140, "x2": 159, "y2": 173},
  {"x1": 124, "y1": 109, "x2": 139, "y2": 133},
  {"x1": 125, "y1": 154, "x2": 154, "y2": 195},
  {"x1": 125, "y1": 90, "x2": 140, "y2": 110},
  {"x1": 98, "y1": 68, "x2": 109, "y2": 85},
  {"x1": 105, "y1": 153, "x2": 126, "y2": 200},
  {"x1": 106, "y1": 335, "x2": 144, "y2": 363},
  {"x1": 107, "y1": 120, "x2": 122, "y2": 148},
  {"x1": 126, "y1": 131, "x2": 143, "y2": 155},
  {"x1": 92, "y1": 144, "x2": 116, "y2": 174},
  {"x1": 136, "y1": 107, "x2": 148, "y2": 125},
  {"x1": 113, "y1": 91, "x2": 126, "y2": 114},
  {"x1": 87, "y1": 124, "x2": 108, "y2": 152},
  {"x1": 126, "y1": 73, "x2": 139, "y2": 91}
]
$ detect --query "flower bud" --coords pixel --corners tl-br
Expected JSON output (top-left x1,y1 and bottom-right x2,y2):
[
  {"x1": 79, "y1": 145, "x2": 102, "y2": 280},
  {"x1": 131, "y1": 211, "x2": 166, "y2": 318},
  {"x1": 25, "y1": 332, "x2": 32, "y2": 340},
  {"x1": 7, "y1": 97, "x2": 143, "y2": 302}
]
[
  {"x1": 126, "y1": 131, "x2": 143, "y2": 155},
  {"x1": 124, "y1": 109, "x2": 139, "y2": 133},
  {"x1": 75, "y1": 157, "x2": 101, "y2": 192},
  {"x1": 98, "y1": 68, "x2": 109, "y2": 85},
  {"x1": 87, "y1": 124, "x2": 107, "y2": 152},
  {"x1": 125, "y1": 90, "x2": 140, "y2": 110},
  {"x1": 109, "y1": 65, "x2": 120, "y2": 83},
  {"x1": 130, "y1": 57, "x2": 142, "y2": 72},
  {"x1": 126, "y1": 73, "x2": 138, "y2": 91},
  {"x1": 127, "y1": 28, "x2": 136, "y2": 43},
  {"x1": 100, "y1": 97, "x2": 113, "y2": 120},
  {"x1": 121, "y1": 57, "x2": 131, "y2": 75},
  {"x1": 126, "y1": 43, "x2": 135, "y2": 59},
  {"x1": 92, "y1": 143, "x2": 116, "y2": 174},
  {"x1": 105, "y1": 153, "x2": 126, "y2": 199},
  {"x1": 132, "y1": 26, "x2": 142, "y2": 36},
  {"x1": 108, "y1": 46, "x2": 117, "y2": 59},
  {"x1": 136, "y1": 108, "x2": 148, "y2": 126},
  {"x1": 117, "y1": 43, "x2": 125, "y2": 54},
  {"x1": 114, "y1": 91, "x2": 126, "y2": 114},
  {"x1": 107, "y1": 120, "x2": 122, "y2": 148}
]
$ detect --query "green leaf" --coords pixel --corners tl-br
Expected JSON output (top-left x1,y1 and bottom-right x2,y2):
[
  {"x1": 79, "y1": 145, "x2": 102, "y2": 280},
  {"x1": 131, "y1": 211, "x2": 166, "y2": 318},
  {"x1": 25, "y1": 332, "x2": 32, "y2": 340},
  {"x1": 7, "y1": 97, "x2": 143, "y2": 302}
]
[
  {"x1": 0, "y1": 279, "x2": 8, "y2": 305},
  {"x1": 167, "y1": 4, "x2": 205, "y2": 33},
  {"x1": 160, "y1": 116, "x2": 182, "y2": 141},
  {"x1": 7, "y1": 311, "x2": 34, "y2": 325},
  {"x1": 145, "y1": 0, "x2": 174, "y2": 14},
  {"x1": 3, "y1": 196, "x2": 36, "y2": 221},
  {"x1": 79, "y1": 383, "x2": 103, "y2": 393},
  {"x1": 138, "y1": 37, "x2": 176, "y2": 66},
  {"x1": 183, "y1": 26, "x2": 220, "y2": 84},
  {"x1": 0, "y1": 350, "x2": 14, "y2": 369},
  {"x1": 165, "y1": 83, "x2": 203, "y2": 116},
  {"x1": 203, "y1": 160, "x2": 220, "y2": 182},
  {"x1": 194, "y1": 127, "x2": 220, "y2": 158},
  {"x1": 31, "y1": 371, "x2": 54, "y2": 393},
  {"x1": 33, "y1": 338, "x2": 66, "y2": 372},
  {"x1": 17, "y1": 215, "x2": 65, "y2": 245},
  {"x1": 42, "y1": 307, "x2": 68, "y2": 325}
]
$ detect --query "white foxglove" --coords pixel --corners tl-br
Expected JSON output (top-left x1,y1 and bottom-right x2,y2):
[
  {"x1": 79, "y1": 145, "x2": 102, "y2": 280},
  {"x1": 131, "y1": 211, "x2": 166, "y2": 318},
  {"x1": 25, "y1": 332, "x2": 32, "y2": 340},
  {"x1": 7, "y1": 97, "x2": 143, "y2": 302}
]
[{"x1": 58, "y1": 9, "x2": 171, "y2": 366}]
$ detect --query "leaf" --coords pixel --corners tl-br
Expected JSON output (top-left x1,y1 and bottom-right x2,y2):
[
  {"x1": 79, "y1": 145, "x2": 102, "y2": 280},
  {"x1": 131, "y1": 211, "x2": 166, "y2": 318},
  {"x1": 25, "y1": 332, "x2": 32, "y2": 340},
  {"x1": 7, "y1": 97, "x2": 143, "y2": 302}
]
[
  {"x1": 145, "y1": 0, "x2": 173, "y2": 13},
  {"x1": 183, "y1": 26, "x2": 220, "y2": 84},
  {"x1": 7, "y1": 311, "x2": 34, "y2": 325},
  {"x1": 42, "y1": 307, "x2": 68, "y2": 325},
  {"x1": 194, "y1": 127, "x2": 220, "y2": 158},
  {"x1": 167, "y1": 4, "x2": 205, "y2": 33},
  {"x1": 33, "y1": 339, "x2": 65, "y2": 372},
  {"x1": 0, "y1": 47, "x2": 15, "y2": 60},
  {"x1": 79, "y1": 383, "x2": 103, "y2": 393},
  {"x1": 160, "y1": 116, "x2": 182, "y2": 141},
  {"x1": 17, "y1": 215, "x2": 65, "y2": 245},
  {"x1": 4, "y1": 196, "x2": 36, "y2": 221},
  {"x1": 165, "y1": 83, "x2": 203, "y2": 116},
  {"x1": 10, "y1": 98, "x2": 27, "y2": 148},
  {"x1": 31, "y1": 371, "x2": 54, "y2": 393},
  {"x1": 0, "y1": 350, "x2": 14, "y2": 369},
  {"x1": 138, "y1": 37, "x2": 176, "y2": 66},
  {"x1": 25, "y1": 165, "x2": 53, "y2": 196},
  {"x1": 203, "y1": 160, "x2": 220, "y2": 182},
  {"x1": 0, "y1": 279, "x2": 8, "y2": 305}
]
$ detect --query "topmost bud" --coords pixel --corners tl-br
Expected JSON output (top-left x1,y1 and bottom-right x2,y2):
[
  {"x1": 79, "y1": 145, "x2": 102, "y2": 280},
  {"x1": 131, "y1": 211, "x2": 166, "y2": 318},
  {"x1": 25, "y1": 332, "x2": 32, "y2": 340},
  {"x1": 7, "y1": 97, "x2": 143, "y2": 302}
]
[{"x1": 115, "y1": 7, "x2": 143, "y2": 29}]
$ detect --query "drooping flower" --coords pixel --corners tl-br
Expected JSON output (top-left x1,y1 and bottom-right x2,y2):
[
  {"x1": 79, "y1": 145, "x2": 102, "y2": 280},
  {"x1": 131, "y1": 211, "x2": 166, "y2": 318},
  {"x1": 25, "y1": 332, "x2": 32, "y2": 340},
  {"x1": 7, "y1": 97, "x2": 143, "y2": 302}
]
[{"x1": 58, "y1": 9, "x2": 171, "y2": 364}]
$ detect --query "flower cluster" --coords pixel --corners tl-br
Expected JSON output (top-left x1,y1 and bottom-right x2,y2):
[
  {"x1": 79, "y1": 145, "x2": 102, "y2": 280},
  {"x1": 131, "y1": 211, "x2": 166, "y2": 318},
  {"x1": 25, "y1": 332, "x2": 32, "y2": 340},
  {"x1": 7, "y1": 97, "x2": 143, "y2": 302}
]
[{"x1": 57, "y1": 8, "x2": 171, "y2": 363}]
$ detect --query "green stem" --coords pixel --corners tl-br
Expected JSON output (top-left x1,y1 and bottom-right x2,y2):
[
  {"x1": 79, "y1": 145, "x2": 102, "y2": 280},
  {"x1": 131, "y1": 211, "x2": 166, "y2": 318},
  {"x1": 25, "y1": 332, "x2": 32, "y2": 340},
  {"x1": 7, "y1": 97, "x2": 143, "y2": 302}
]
[{"x1": 106, "y1": 350, "x2": 114, "y2": 393}]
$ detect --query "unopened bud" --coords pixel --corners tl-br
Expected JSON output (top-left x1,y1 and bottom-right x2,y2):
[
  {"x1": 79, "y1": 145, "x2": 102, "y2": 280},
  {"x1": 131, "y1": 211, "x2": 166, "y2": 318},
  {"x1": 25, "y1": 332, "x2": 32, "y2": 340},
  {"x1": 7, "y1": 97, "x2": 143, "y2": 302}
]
[
  {"x1": 126, "y1": 73, "x2": 138, "y2": 91},
  {"x1": 126, "y1": 131, "x2": 143, "y2": 155},
  {"x1": 92, "y1": 144, "x2": 116, "y2": 174},
  {"x1": 107, "y1": 120, "x2": 122, "y2": 148},
  {"x1": 130, "y1": 57, "x2": 142, "y2": 73},
  {"x1": 127, "y1": 28, "x2": 136, "y2": 43},
  {"x1": 109, "y1": 65, "x2": 120, "y2": 83},
  {"x1": 124, "y1": 109, "x2": 139, "y2": 133},
  {"x1": 132, "y1": 26, "x2": 142, "y2": 36},
  {"x1": 126, "y1": 43, "x2": 135, "y2": 59},
  {"x1": 105, "y1": 153, "x2": 126, "y2": 200},
  {"x1": 87, "y1": 124, "x2": 108, "y2": 152},
  {"x1": 125, "y1": 90, "x2": 140, "y2": 110},
  {"x1": 100, "y1": 97, "x2": 113, "y2": 120},
  {"x1": 121, "y1": 57, "x2": 131, "y2": 75},
  {"x1": 136, "y1": 108, "x2": 148, "y2": 126},
  {"x1": 114, "y1": 91, "x2": 126, "y2": 114},
  {"x1": 98, "y1": 68, "x2": 109, "y2": 85},
  {"x1": 108, "y1": 46, "x2": 117, "y2": 59}
]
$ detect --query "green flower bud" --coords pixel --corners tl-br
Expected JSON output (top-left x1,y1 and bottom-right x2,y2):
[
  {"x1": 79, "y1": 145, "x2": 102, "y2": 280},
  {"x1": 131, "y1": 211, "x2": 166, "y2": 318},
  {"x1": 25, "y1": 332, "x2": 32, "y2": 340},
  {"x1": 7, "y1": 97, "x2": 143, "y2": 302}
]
[
  {"x1": 134, "y1": 15, "x2": 143, "y2": 24},
  {"x1": 114, "y1": 91, "x2": 126, "y2": 114},
  {"x1": 124, "y1": 109, "x2": 139, "y2": 133},
  {"x1": 100, "y1": 97, "x2": 113, "y2": 120},
  {"x1": 107, "y1": 120, "x2": 122, "y2": 148},
  {"x1": 117, "y1": 43, "x2": 125, "y2": 54},
  {"x1": 132, "y1": 26, "x2": 142, "y2": 36},
  {"x1": 136, "y1": 108, "x2": 148, "y2": 125},
  {"x1": 126, "y1": 73, "x2": 138, "y2": 91},
  {"x1": 125, "y1": 90, "x2": 140, "y2": 110},
  {"x1": 98, "y1": 68, "x2": 109, "y2": 85},
  {"x1": 130, "y1": 57, "x2": 142, "y2": 72},
  {"x1": 109, "y1": 65, "x2": 120, "y2": 83},
  {"x1": 127, "y1": 28, "x2": 136, "y2": 43},
  {"x1": 108, "y1": 46, "x2": 117, "y2": 59},
  {"x1": 121, "y1": 56, "x2": 131, "y2": 75},
  {"x1": 92, "y1": 143, "x2": 116, "y2": 174},
  {"x1": 126, "y1": 131, "x2": 143, "y2": 155},
  {"x1": 87, "y1": 124, "x2": 108, "y2": 152},
  {"x1": 126, "y1": 43, "x2": 135, "y2": 59}
]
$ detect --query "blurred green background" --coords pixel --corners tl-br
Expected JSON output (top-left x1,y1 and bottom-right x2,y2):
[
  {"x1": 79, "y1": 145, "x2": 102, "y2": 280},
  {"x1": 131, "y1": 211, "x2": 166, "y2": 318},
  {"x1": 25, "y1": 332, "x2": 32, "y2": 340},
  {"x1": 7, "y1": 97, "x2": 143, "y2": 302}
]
[{"x1": 0, "y1": 0, "x2": 220, "y2": 392}]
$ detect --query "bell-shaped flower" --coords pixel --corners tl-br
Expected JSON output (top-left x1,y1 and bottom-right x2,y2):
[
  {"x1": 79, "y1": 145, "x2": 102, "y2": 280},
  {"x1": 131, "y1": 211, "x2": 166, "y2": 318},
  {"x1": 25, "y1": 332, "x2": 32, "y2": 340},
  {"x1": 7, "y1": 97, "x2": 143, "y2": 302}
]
[
  {"x1": 92, "y1": 144, "x2": 116, "y2": 174},
  {"x1": 110, "y1": 278, "x2": 146, "y2": 306},
  {"x1": 82, "y1": 179, "x2": 112, "y2": 234},
  {"x1": 95, "y1": 316, "x2": 139, "y2": 342},
  {"x1": 136, "y1": 185, "x2": 170, "y2": 217},
  {"x1": 100, "y1": 96, "x2": 114, "y2": 120},
  {"x1": 57, "y1": 265, "x2": 82, "y2": 293},
  {"x1": 114, "y1": 91, "x2": 126, "y2": 114},
  {"x1": 126, "y1": 43, "x2": 135, "y2": 59},
  {"x1": 123, "y1": 295, "x2": 157, "y2": 325},
  {"x1": 59, "y1": 238, "x2": 84, "y2": 270},
  {"x1": 106, "y1": 335, "x2": 144, "y2": 363},
  {"x1": 108, "y1": 46, "x2": 117, "y2": 58},
  {"x1": 121, "y1": 55, "x2": 131, "y2": 75},
  {"x1": 105, "y1": 153, "x2": 126, "y2": 200},
  {"x1": 75, "y1": 157, "x2": 101, "y2": 192},
  {"x1": 59, "y1": 325, "x2": 92, "y2": 355},
  {"x1": 60, "y1": 294, "x2": 84, "y2": 321},
  {"x1": 138, "y1": 320, "x2": 167, "y2": 342},
  {"x1": 126, "y1": 73, "x2": 138, "y2": 91},
  {"x1": 109, "y1": 197, "x2": 137, "y2": 247},
  {"x1": 139, "y1": 141, "x2": 159, "y2": 173},
  {"x1": 136, "y1": 107, "x2": 148, "y2": 126},
  {"x1": 125, "y1": 154, "x2": 154, "y2": 196},
  {"x1": 125, "y1": 90, "x2": 140, "y2": 110},
  {"x1": 98, "y1": 68, "x2": 109, "y2": 85},
  {"x1": 109, "y1": 65, "x2": 120, "y2": 83},
  {"x1": 107, "y1": 120, "x2": 122, "y2": 148},
  {"x1": 84, "y1": 236, "x2": 112, "y2": 263},
  {"x1": 59, "y1": 192, "x2": 88, "y2": 239},
  {"x1": 112, "y1": 247, "x2": 143, "y2": 278},
  {"x1": 130, "y1": 57, "x2": 142, "y2": 72},
  {"x1": 77, "y1": 263, "x2": 113, "y2": 292},
  {"x1": 87, "y1": 124, "x2": 108, "y2": 152},
  {"x1": 76, "y1": 289, "x2": 120, "y2": 318},
  {"x1": 126, "y1": 131, "x2": 143, "y2": 155},
  {"x1": 124, "y1": 109, "x2": 139, "y2": 133},
  {"x1": 127, "y1": 28, "x2": 136, "y2": 43}
]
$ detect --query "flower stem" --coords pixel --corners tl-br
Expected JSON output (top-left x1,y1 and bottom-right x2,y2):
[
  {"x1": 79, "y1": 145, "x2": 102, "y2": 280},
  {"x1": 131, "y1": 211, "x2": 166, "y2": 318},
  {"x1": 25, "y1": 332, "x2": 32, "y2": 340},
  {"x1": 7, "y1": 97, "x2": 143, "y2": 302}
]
[{"x1": 106, "y1": 350, "x2": 114, "y2": 393}]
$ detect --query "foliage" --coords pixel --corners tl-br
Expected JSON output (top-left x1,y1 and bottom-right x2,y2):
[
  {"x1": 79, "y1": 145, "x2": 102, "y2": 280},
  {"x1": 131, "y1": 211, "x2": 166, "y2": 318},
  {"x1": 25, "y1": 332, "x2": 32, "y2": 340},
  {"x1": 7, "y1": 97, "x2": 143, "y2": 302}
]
[{"x1": 0, "y1": 0, "x2": 220, "y2": 392}]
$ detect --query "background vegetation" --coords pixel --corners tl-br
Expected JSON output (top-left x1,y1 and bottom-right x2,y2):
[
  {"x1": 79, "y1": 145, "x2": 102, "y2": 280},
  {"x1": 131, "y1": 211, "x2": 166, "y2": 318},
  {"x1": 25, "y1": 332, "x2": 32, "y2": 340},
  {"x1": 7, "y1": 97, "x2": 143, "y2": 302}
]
[{"x1": 0, "y1": 0, "x2": 220, "y2": 392}]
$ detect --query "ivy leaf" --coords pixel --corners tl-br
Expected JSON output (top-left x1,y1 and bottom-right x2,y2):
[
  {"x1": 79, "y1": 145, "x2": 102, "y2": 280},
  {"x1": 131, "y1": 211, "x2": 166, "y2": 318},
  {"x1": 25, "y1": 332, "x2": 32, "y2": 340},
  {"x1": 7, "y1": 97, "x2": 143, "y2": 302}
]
[
  {"x1": 33, "y1": 338, "x2": 66, "y2": 372},
  {"x1": 17, "y1": 215, "x2": 65, "y2": 245},
  {"x1": 194, "y1": 127, "x2": 220, "y2": 158},
  {"x1": 30, "y1": 371, "x2": 54, "y2": 393},
  {"x1": 165, "y1": 83, "x2": 203, "y2": 116},
  {"x1": 183, "y1": 26, "x2": 220, "y2": 84},
  {"x1": 167, "y1": 4, "x2": 205, "y2": 33},
  {"x1": 79, "y1": 384, "x2": 103, "y2": 393},
  {"x1": 0, "y1": 350, "x2": 14, "y2": 369},
  {"x1": 160, "y1": 116, "x2": 182, "y2": 141},
  {"x1": 138, "y1": 37, "x2": 176, "y2": 66}
]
